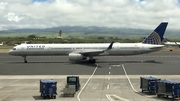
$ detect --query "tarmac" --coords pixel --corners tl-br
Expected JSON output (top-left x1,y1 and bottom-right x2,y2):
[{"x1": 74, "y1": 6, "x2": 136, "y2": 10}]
[{"x1": 0, "y1": 51, "x2": 180, "y2": 101}]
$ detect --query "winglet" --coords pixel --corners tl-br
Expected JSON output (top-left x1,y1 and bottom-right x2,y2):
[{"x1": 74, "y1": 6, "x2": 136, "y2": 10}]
[{"x1": 106, "y1": 41, "x2": 114, "y2": 50}]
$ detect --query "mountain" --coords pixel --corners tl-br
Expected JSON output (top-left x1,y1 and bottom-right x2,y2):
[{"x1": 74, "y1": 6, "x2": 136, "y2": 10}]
[{"x1": 0, "y1": 26, "x2": 179, "y2": 36}]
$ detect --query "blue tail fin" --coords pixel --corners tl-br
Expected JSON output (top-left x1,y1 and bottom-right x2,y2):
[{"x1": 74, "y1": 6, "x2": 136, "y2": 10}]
[{"x1": 142, "y1": 22, "x2": 168, "y2": 44}]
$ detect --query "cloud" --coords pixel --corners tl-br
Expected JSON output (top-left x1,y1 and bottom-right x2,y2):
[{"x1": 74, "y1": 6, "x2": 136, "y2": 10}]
[
  {"x1": 0, "y1": 0, "x2": 32, "y2": 4},
  {"x1": 0, "y1": 0, "x2": 180, "y2": 30},
  {"x1": 4, "y1": 13, "x2": 24, "y2": 22},
  {"x1": 0, "y1": 2, "x2": 8, "y2": 10},
  {"x1": 33, "y1": 0, "x2": 48, "y2": 2}
]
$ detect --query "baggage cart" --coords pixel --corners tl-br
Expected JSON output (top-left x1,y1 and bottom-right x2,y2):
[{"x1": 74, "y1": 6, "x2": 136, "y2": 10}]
[
  {"x1": 40, "y1": 79, "x2": 57, "y2": 99},
  {"x1": 62, "y1": 76, "x2": 80, "y2": 97},
  {"x1": 67, "y1": 76, "x2": 80, "y2": 91},
  {"x1": 140, "y1": 76, "x2": 160, "y2": 94},
  {"x1": 157, "y1": 79, "x2": 180, "y2": 100},
  {"x1": 62, "y1": 84, "x2": 76, "y2": 97}
]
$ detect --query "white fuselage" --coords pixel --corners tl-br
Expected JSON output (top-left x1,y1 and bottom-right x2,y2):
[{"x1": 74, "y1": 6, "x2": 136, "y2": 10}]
[
  {"x1": 8, "y1": 43, "x2": 165, "y2": 56},
  {"x1": 0, "y1": 42, "x2": 3, "y2": 46}
]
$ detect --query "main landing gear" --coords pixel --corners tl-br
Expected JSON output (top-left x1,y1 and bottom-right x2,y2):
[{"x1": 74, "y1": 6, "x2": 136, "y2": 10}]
[
  {"x1": 89, "y1": 59, "x2": 96, "y2": 63},
  {"x1": 89, "y1": 56, "x2": 96, "y2": 63},
  {"x1": 22, "y1": 56, "x2": 27, "y2": 63}
]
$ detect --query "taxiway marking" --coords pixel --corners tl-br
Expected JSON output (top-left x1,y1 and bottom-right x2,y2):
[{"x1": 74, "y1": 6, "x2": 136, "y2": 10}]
[
  {"x1": 106, "y1": 94, "x2": 130, "y2": 101},
  {"x1": 122, "y1": 64, "x2": 138, "y2": 92},
  {"x1": 77, "y1": 64, "x2": 98, "y2": 101},
  {"x1": 0, "y1": 93, "x2": 13, "y2": 100}
]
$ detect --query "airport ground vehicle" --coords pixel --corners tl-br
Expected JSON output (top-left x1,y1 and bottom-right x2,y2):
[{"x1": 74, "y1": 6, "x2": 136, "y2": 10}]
[
  {"x1": 156, "y1": 79, "x2": 180, "y2": 100},
  {"x1": 140, "y1": 76, "x2": 160, "y2": 94},
  {"x1": 67, "y1": 76, "x2": 80, "y2": 91},
  {"x1": 40, "y1": 79, "x2": 57, "y2": 99},
  {"x1": 62, "y1": 84, "x2": 76, "y2": 97},
  {"x1": 62, "y1": 76, "x2": 80, "y2": 97}
]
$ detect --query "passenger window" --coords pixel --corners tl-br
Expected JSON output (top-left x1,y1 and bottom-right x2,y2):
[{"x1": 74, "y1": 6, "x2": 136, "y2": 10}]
[{"x1": 13, "y1": 48, "x2": 16, "y2": 50}]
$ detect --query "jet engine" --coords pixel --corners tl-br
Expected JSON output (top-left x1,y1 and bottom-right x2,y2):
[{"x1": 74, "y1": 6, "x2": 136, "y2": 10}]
[{"x1": 69, "y1": 53, "x2": 86, "y2": 61}]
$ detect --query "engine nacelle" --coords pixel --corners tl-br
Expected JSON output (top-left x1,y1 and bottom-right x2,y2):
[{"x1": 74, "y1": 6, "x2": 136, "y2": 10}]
[{"x1": 69, "y1": 53, "x2": 86, "y2": 61}]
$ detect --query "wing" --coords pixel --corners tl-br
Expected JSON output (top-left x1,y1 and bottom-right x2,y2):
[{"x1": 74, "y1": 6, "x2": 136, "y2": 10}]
[
  {"x1": 74, "y1": 41, "x2": 114, "y2": 56},
  {"x1": 80, "y1": 50, "x2": 104, "y2": 56}
]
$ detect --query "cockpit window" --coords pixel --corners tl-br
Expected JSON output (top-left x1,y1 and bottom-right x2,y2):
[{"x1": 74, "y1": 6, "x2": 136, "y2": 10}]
[{"x1": 12, "y1": 48, "x2": 16, "y2": 50}]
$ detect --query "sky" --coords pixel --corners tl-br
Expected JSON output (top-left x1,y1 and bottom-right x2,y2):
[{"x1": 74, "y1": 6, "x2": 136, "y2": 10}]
[{"x1": 0, "y1": 0, "x2": 180, "y2": 30}]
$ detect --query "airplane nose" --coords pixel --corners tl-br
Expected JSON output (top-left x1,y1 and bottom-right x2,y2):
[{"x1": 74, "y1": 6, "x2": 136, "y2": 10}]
[{"x1": 8, "y1": 50, "x2": 13, "y2": 55}]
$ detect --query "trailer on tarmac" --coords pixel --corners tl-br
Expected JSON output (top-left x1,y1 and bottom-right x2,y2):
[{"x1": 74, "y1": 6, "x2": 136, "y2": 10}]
[
  {"x1": 62, "y1": 84, "x2": 76, "y2": 97},
  {"x1": 62, "y1": 76, "x2": 80, "y2": 97},
  {"x1": 140, "y1": 76, "x2": 160, "y2": 94},
  {"x1": 67, "y1": 76, "x2": 80, "y2": 91},
  {"x1": 40, "y1": 79, "x2": 57, "y2": 99},
  {"x1": 156, "y1": 79, "x2": 180, "y2": 100}
]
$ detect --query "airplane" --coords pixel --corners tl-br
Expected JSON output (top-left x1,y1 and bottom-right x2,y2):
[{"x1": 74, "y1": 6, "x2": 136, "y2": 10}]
[
  {"x1": 15, "y1": 41, "x2": 30, "y2": 46},
  {"x1": 162, "y1": 39, "x2": 180, "y2": 48},
  {"x1": 8, "y1": 22, "x2": 168, "y2": 63},
  {"x1": 0, "y1": 42, "x2": 3, "y2": 46}
]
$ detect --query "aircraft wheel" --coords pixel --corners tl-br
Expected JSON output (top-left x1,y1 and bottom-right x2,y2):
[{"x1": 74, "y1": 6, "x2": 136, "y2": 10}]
[
  {"x1": 24, "y1": 60, "x2": 27, "y2": 63},
  {"x1": 92, "y1": 59, "x2": 96, "y2": 63},
  {"x1": 89, "y1": 59, "x2": 96, "y2": 63}
]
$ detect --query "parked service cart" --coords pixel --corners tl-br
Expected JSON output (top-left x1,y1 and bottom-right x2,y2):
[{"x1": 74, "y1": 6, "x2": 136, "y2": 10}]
[
  {"x1": 140, "y1": 76, "x2": 160, "y2": 94},
  {"x1": 62, "y1": 84, "x2": 76, "y2": 97},
  {"x1": 40, "y1": 79, "x2": 57, "y2": 99},
  {"x1": 67, "y1": 76, "x2": 80, "y2": 91},
  {"x1": 157, "y1": 79, "x2": 180, "y2": 100},
  {"x1": 62, "y1": 76, "x2": 80, "y2": 97}
]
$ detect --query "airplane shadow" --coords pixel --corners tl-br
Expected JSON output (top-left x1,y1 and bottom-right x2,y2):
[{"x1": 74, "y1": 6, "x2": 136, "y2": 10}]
[
  {"x1": 7, "y1": 60, "x2": 162, "y2": 65},
  {"x1": 8, "y1": 61, "x2": 67, "y2": 64},
  {"x1": 7, "y1": 61, "x2": 98, "y2": 68},
  {"x1": 64, "y1": 59, "x2": 162, "y2": 68},
  {"x1": 67, "y1": 61, "x2": 99, "y2": 68},
  {"x1": 97, "y1": 60, "x2": 162, "y2": 64}
]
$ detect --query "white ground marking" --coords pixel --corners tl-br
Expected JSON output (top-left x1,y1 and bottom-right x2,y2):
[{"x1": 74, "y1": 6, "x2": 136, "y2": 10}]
[
  {"x1": 0, "y1": 93, "x2": 13, "y2": 100},
  {"x1": 112, "y1": 65, "x2": 121, "y2": 67},
  {"x1": 107, "y1": 84, "x2": 110, "y2": 89},
  {"x1": 106, "y1": 94, "x2": 130, "y2": 101},
  {"x1": 77, "y1": 64, "x2": 98, "y2": 101},
  {"x1": 113, "y1": 94, "x2": 130, "y2": 101},
  {"x1": 108, "y1": 67, "x2": 111, "y2": 81},
  {"x1": 106, "y1": 64, "x2": 134, "y2": 101},
  {"x1": 122, "y1": 64, "x2": 138, "y2": 92},
  {"x1": 106, "y1": 94, "x2": 114, "y2": 101}
]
